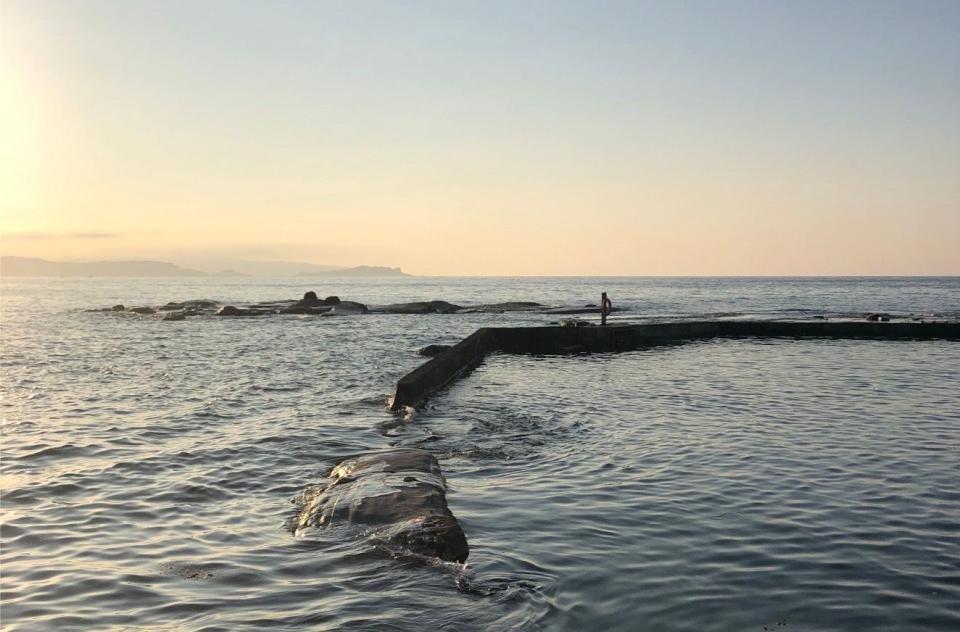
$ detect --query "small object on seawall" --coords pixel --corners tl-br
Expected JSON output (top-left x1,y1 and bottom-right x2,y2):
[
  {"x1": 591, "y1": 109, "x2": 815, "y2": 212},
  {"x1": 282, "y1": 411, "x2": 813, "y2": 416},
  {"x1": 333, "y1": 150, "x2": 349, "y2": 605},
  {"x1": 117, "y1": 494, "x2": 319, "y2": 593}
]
[
  {"x1": 418, "y1": 344, "x2": 452, "y2": 357},
  {"x1": 541, "y1": 305, "x2": 622, "y2": 315},
  {"x1": 296, "y1": 449, "x2": 468, "y2": 563},
  {"x1": 866, "y1": 313, "x2": 892, "y2": 322}
]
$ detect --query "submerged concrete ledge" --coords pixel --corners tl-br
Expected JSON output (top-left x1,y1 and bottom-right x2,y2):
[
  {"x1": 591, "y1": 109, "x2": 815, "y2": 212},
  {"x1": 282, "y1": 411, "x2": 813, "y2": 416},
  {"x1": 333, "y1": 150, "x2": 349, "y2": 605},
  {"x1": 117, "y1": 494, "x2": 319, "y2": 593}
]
[{"x1": 391, "y1": 320, "x2": 960, "y2": 411}]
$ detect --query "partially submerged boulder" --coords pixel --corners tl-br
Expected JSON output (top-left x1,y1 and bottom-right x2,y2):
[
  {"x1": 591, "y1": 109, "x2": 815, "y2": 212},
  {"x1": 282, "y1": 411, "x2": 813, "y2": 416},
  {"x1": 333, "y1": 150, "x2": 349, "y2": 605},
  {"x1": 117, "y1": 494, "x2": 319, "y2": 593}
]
[
  {"x1": 376, "y1": 300, "x2": 462, "y2": 314},
  {"x1": 296, "y1": 449, "x2": 468, "y2": 563},
  {"x1": 282, "y1": 292, "x2": 342, "y2": 313},
  {"x1": 322, "y1": 301, "x2": 368, "y2": 316},
  {"x1": 128, "y1": 306, "x2": 156, "y2": 315},
  {"x1": 217, "y1": 305, "x2": 274, "y2": 317},
  {"x1": 162, "y1": 311, "x2": 186, "y2": 321},
  {"x1": 159, "y1": 299, "x2": 219, "y2": 311},
  {"x1": 455, "y1": 301, "x2": 543, "y2": 314},
  {"x1": 280, "y1": 305, "x2": 332, "y2": 315}
]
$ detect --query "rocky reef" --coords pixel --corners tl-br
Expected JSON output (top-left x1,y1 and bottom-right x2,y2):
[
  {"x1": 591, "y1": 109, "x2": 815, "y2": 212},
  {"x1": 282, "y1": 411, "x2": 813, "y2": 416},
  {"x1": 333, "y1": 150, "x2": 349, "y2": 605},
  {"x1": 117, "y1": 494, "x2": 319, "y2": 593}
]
[
  {"x1": 89, "y1": 291, "x2": 615, "y2": 320},
  {"x1": 295, "y1": 449, "x2": 468, "y2": 563}
]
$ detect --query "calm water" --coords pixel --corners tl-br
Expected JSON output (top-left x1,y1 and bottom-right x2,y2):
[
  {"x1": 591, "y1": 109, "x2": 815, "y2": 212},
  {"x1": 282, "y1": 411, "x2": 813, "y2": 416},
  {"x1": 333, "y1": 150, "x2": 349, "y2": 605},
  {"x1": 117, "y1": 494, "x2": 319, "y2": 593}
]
[{"x1": 1, "y1": 277, "x2": 958, "y2": 631}]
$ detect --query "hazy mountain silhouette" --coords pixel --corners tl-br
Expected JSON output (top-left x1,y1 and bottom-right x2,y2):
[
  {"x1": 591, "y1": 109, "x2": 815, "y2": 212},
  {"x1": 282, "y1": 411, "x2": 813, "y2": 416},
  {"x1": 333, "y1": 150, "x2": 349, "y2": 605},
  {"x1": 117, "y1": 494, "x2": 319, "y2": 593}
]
[
  {"x1": 1, "y1": 256, "x2": 206, "y2": 277},
  {"x1": 297, "y1": 266, "x2": 409, "y2": 278},
  {"x1": 174, "y1": 257, "x2": 346, "y2": 277},
  {"x1": 1, "y1": 256, "x2": 411, "y2": 278}
]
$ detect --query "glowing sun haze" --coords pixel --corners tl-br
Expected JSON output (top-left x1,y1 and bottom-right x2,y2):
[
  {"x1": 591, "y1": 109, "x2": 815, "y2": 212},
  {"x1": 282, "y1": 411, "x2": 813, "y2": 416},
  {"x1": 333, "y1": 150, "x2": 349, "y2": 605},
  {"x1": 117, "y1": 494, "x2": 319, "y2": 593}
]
[{"x1": 1, "y1": 0, "x2": 958, "y2": 275}]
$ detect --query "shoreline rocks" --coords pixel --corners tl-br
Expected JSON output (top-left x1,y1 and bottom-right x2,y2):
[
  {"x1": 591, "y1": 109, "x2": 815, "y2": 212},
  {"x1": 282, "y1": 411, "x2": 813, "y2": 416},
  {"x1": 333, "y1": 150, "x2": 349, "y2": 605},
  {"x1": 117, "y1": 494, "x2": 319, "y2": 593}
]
[
  {"x1": 217, "y1": 305, "x2": 273, "y2": 317},
  {"x1": 296, "y1": 449, "x2": 468, "y2": 563},
  {"x1": 374, "y1": 300, "x2": 462, "y2": 314},
  {"x1": 91, "y1": 293, "x2": 632, "y2": 320}
]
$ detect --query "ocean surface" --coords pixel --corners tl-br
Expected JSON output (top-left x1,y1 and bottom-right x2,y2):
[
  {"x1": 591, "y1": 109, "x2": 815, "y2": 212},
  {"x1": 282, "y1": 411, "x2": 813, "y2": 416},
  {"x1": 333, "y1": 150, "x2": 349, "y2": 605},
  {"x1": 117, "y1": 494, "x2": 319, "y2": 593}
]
[{"x1": 1, "y1": 277, "x2": 958, "y2": 631}]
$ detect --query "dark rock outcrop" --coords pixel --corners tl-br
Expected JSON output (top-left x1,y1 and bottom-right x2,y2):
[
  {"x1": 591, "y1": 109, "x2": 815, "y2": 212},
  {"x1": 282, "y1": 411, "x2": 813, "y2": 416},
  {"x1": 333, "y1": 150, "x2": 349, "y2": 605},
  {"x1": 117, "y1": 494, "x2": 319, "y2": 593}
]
[
  {"x1": 296, "y1": 449, "x2": 468, "y2": 563},
  {"x1": 128, "y1": 306, "x2": 156, "y2": 315},
  {"x1": 162, "y1": 312, "x2": 186, "y2": 321},
  {"x1": 280, "y1": 305, "x2": 332, "y2": 315},
  {"x1": 375, "y1": 300, "x2": 462, "y2": 314},
  {"x1": 418, "y1": 344, "x2": 452, "y2": 357},
  {"x1": 455, "y1": 301, "x2": 543, "y2": 314},
  {"x1": 280, "y1": 292, "x2": 342, "y2": 313},
  {"x1": 322, "y1": 301, "x2": 369, "y2": 316},
  {"x1": 111, "y1": 304, "x2": 125, "y2": 312},
  {"x1": 216, "y1": 305, "x2": 273, "y2": 317},
  {"x1": 159, "y1": 299, "x2": 219, "y2": 312}
]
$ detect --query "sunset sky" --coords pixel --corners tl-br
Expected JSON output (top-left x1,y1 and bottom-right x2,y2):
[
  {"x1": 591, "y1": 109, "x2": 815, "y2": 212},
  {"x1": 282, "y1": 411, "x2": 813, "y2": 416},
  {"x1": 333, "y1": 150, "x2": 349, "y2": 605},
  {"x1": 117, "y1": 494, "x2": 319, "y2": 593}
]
[{"x1": 1, "y1": 0, "x2": 958, "y2": 275}]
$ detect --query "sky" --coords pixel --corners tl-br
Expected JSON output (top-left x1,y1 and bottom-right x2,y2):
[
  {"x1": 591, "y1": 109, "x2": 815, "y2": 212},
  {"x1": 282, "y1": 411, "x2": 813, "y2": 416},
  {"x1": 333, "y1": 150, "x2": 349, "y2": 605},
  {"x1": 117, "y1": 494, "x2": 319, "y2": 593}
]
[{"x1": 1, "y1": 0, "x2": 958, "y2": 275}]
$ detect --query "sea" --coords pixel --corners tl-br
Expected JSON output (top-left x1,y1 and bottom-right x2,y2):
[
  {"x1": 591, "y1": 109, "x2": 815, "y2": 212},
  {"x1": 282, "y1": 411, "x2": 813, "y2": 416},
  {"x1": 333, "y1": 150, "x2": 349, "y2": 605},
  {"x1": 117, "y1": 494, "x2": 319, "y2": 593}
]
[{"x1": 1, "y1": 276, "x2": 958, "y2": 631}]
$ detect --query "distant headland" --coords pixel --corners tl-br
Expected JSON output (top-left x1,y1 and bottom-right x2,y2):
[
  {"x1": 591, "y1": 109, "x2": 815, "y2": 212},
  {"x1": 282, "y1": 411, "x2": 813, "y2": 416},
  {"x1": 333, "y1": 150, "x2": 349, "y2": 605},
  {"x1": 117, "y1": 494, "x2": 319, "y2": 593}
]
[
  {"x1": 297, "y1": 266, "x2": 409, "y2": 278},
  {"x1": 0, "y1": 256, "x2": 410, "y2": 278}
]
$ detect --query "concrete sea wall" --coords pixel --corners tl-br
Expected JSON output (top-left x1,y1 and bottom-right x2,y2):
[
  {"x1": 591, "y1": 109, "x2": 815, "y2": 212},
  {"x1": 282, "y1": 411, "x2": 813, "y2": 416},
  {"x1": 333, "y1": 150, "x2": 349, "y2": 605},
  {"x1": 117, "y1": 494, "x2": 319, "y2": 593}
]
[{"x1": 391, "y1": 321, "x2": 960, "y2": 411}]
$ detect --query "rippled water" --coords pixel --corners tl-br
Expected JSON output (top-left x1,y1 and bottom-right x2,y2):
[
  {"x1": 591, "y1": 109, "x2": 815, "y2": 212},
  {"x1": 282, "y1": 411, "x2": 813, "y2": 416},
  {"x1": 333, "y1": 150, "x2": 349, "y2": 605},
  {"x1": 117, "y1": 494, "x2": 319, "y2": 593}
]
[{"x1": 2, "y1": 277, "x2": 958, "y2": 630}]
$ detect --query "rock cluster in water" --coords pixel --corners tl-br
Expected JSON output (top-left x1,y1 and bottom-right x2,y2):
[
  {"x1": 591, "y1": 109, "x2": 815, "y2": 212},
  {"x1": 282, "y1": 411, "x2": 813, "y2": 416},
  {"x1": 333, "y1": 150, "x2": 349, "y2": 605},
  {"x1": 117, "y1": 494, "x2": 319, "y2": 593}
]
[
  {"x1": 296, "y1": 449, "x2": 469, "y2": 563},
  {"x1": 90, "y1": 292, "x2": 623, "y2": 321}
]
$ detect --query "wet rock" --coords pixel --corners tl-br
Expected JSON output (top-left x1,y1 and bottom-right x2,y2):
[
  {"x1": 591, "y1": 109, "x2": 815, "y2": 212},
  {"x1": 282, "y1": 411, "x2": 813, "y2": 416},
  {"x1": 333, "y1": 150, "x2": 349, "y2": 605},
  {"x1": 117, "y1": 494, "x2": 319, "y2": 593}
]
[
  {"x1": 454, "y1": 301, "x2": 543, "y2": 314},
  {"x1": 280, "y1": 305, "x2": 332, "y2": 315},
  {"x1": 418, "y1": 344, "x2": 452, "y2": 357},
  {"x1": 160, "y1": 299, "x2": 219, "y2": 311},
  {"x1": 251, "y1": 299, "x2": 296, "y2": 310},
  {"x1": 866, "y1": 313, "x2": 892, "y2": 322},
  {"x1": 322, "y1": 301, "x2": 368, "y2": 316},
  {"x1": 111, "y1": 304, "x2": 125, "y2": 312},
  {"x1": 162, "y1": 312, "x2": 186, "y2": 321},
  {"x1": 376, "y1": 300, "x2": 462, "y2": 314},
  {"x1": 217, "y1": 305, "x2": 273, "y2": 317},
  {"x1": 128, "y1": 306, "x2": 156, "y2": 315},
  {"x1": 285, "y1": 292, "x2": 342, "y2": 312},
  {"x1": 296, "y1": 449, "x2": 468, "y2": 563}
]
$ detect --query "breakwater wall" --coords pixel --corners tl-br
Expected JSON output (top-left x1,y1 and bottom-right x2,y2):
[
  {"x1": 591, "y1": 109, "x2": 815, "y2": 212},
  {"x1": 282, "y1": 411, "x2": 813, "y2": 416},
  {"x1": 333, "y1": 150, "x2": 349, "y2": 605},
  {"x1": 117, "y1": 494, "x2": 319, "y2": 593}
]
[{"x1": 391, "y1": 320, "x2": 960, "y2": 411}]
